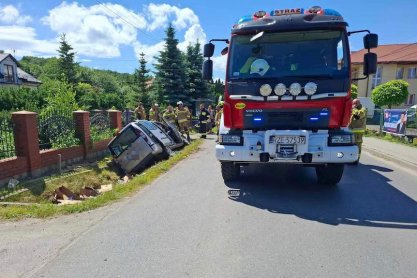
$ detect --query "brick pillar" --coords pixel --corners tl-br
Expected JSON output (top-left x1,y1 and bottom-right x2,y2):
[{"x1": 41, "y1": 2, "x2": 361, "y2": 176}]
[
  {"x1": 73, "y1": 111, "x2": 91, "y2": 158},
  {"x1": 11, "y1": 111, "x2": 42, "y2": 177},
  {"x1": 108, "y1": 110, "x2": 122, "y2": 131}
]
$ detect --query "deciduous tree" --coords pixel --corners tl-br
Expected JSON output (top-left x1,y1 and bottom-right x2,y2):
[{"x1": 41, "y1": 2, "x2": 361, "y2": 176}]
[{"x1": 371, "y1": 80, "x2": 409, "y2": 108}]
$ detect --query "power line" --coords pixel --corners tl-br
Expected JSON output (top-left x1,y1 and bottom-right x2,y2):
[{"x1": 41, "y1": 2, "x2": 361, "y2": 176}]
[{"x1": 96, "y1": 1, "x2": 162, "y2": 44}]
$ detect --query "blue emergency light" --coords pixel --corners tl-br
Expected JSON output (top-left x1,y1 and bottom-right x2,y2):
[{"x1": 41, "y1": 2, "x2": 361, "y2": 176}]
[{"x1": 236, "y1": 6, "x2": 342, "y2": 25}]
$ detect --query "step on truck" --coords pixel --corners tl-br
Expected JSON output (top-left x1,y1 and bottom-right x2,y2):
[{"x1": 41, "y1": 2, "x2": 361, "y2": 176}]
[{"x1": 202, "y1": 6, "x2": 378, "y2": 185}]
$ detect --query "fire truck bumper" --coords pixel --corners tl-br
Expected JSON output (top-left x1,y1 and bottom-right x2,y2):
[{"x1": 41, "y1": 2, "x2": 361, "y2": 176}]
[{"x1": 216, "y1": 144, "x2": 359, "y2": 164}]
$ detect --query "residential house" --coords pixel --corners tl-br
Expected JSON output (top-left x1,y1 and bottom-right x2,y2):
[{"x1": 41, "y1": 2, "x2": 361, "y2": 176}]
[
  {"x1": 351, "y1": 43, "x2": 417, "y2": 107},
  {"x1": 0, "y1": 52, "x2": 41, "y2": 88}
]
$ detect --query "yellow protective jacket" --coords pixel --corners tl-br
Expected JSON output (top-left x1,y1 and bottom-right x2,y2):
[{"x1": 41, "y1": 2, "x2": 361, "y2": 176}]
[
  {"x1": 149, "y1": 108, "x2": 159, "y2": 121},
  {"x1": 163, "y1": 110, "x2": 176, "y2": 124},
  {"x1": 175, "y1": 108, "x2": 190, "y2": 124},
  {"x1": 349, "y1": 106, "x2": 367, "y2": 132},
  {"x1": 215, "y1": 109, "x2": 223, "y2": 125},
  {"x1": 134, "y1": 107, "x2": 146, "y2": 120}
]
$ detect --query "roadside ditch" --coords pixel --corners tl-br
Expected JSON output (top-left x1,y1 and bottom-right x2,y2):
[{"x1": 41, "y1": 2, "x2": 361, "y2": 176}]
[{"x1": 0, "y1": 139, "x2": 202, "y2": 220}]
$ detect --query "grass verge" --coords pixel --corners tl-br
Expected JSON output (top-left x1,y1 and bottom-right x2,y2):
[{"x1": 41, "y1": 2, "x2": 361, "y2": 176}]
[
  {"x1": 0, "y1": 139, "x2": 203, "y2": 220},
  {"x1": 365, "y1": 129, "x2": 417, "y2": 148}
]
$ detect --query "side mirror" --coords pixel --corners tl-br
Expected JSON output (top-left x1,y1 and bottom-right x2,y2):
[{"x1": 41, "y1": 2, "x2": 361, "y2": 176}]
[
  {"x1": 202, "y1": 60, "x2": 213, "y2": 81},
  {"x1": 221, "y1": 47, "x2": 229, "y2": 56},
  {"x1": 204, "y1": 43, "x2": 215, "y2": 58},
  {"x1": 363, "y1": 52, "x2": 377, "y2": 76},
  {"x1": 364, "y1": 33, "x2": 378, "y2": 49}
]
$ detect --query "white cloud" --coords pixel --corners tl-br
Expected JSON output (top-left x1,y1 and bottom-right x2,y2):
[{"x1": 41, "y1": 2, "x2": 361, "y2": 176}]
[
  {"x1": 0, "y1": 26, "x2": 56, "y2": 56},
  {"x1": 0, "y1": 2, "x2": 208, "y2": 72},
  {"x1": 41, "y1": 2, "x2": 148, "y2": 58},
  {"x1": 212, "y1": 55, "x2": 228, "y2": 72},
  {"x1": 134, "y1": 4, "x2": 207, "y2": 64},
  {"x1": 133, "y1": 41, "x2": 165, "y2": 66},
  {"x1": 0, "y1": 5, "x2": 32, "y2": 25},
  {"x1": 178, "y1": 24, "x2": 207, "y2": 51},
  {"x1": 145, "y1": 4, "x2": 199, "y2": 31}
]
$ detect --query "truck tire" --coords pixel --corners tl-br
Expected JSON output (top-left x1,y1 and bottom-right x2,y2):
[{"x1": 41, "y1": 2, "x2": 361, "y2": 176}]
[
  {"x1": 315, "y1": 164, "x2": 344, "y2": 186},
  {"x1": 221, "y1": 162, "x2": 240, "y2": 182}
]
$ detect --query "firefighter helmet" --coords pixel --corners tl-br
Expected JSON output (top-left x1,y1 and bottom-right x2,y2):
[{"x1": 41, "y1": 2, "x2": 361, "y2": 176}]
[{"x1": 250, "y1": 59, "x2": 270, "y2": 76}]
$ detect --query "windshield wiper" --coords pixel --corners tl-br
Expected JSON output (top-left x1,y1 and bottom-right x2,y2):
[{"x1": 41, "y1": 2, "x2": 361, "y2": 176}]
[
  {"x1": 280, "y1": 74, "x2": 334, "y2": 79},
  {"x1": 229, "y1": 77, "x2": 276, "y2": 81}
]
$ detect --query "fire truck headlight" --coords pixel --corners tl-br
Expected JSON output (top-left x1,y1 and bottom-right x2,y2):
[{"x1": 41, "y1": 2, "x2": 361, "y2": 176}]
[
  {"x1": 289, "y1": 83, "x2": 302, "y2": 96},
  {"x1": 274, "y1": 83, "x2": 287, "y2": 96},
  {"x1": 259, "y1": 84, "x2": 272, "y2": 96},
  {"x1": 304, "y1": 82, "x2": 318, "y2": 96}
]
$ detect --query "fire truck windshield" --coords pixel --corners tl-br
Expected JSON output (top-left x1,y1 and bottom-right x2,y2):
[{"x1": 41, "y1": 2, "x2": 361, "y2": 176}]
[{"x1": 229, "y1": 30, "x2": 348, "y2": 80}]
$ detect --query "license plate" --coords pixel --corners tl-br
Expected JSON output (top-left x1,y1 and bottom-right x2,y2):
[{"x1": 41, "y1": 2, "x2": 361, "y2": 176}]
[
  {"x1": 228, "y1": 189, "x2": 240, "y2": 197},
  {"x1": 275, "y1": 136, "x2": 306, "y2": 144}
]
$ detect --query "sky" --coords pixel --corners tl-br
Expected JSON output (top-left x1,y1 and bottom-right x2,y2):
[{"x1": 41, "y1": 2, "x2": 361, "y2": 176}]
[{"x1": 1, "y1": 0, "x2": 417, "y2": 79}]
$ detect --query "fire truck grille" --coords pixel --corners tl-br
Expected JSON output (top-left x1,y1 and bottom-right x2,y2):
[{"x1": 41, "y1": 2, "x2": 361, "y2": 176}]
[
  {"x1": 268, "y1": 112, "x2": 303, "y2": 123},
  {"x1": 243, "y1": 109, "x2": 330, "y2": 130}
]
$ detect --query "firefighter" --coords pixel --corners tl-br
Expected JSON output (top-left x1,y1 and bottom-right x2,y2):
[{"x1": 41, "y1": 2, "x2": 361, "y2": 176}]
[
  {"x1": 149, "y1": 103, "x2": 160, "y2": 121},
  {"x1": 163, "y1": 105, "x2": 176, "y2": 125},
  {"x1": 199, "y1": 103, "x2": 210, "y2": 138},
  {"x1": 175, "y1": 101, "x2": 191, "y2": 141},
  {"x1": 207, "y1": 104, "x2": 215, "y2": 134},
  {"x1": 134, "y1": 102, "x2": 146, "y2": 120},
  {"x1": 348, "y1": 98, "x2": 367, "y2": 164},
  {"x1": 215, "y1": 101, "x2": 224, "y2": 142}
]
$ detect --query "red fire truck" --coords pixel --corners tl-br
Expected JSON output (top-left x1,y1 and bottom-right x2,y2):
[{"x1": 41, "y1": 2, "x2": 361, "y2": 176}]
[{"x1": 203, "y1": 6, "x2": 378, "y2": 185}]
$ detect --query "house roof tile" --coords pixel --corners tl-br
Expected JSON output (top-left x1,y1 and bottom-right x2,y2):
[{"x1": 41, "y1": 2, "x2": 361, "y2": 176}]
[{"x1": 351, "y1": 43, "x2": 417, "y2": 64}]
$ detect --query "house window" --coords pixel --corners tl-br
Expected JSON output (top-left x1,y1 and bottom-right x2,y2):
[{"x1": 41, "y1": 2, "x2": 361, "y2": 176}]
[
  {"x1": 352, "y1": 68, "x2": 359, "y2": 85},
  {"x1": 407, "y1": 68, "x2": 417, "y2": 79},
  {"x1": 4, "y1": 65, "x2": 15, "y2": 82},
  {"x1": 406, "y1": 94, "x2": 416, "y2": 105},
  {"x1": 396, "y1": 67, "x2": 404, "y2": 79},
  {"x1": 371, "y1": 66, "x2": 383, "y2": 89}
]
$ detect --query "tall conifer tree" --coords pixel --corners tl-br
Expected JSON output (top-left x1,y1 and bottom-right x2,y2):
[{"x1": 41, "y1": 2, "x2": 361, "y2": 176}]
[
  {"x1": 57, "y1": 34, "x2": 78, "y2": 85},
  {"x1": 154, "y1": 24, "x2": 186, "y2": 105}
]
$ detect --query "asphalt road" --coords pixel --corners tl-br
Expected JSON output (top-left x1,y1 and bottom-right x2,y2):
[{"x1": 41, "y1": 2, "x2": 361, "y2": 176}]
[{"x1": 2, "y1": 138, "x2": 417, "y2": 278}]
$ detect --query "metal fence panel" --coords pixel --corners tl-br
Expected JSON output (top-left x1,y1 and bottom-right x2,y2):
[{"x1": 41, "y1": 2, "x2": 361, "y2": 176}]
[
  {"x1": 90, "y1": 110, "x2": 114, "y2": 143},
  {"x1": 38, "y1": 109, "x2": 77, "y2": 150},
  {"x1": 90, "y1": 110, "x2": 110, "y2": 131},
  {"x1": 0, "y1": 120, "x2": 15, "y2": 159}
]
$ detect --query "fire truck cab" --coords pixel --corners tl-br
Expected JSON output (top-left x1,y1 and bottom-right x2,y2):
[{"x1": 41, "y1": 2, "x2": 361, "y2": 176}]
[{"x1": 203, "y1": 6, "x2": 378, "y2": 185}]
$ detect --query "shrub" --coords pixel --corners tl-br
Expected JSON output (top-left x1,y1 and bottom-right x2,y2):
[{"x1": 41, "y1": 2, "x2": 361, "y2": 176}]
[{"x1": 371, "y1": 80, "x2": 409, "y2": 108}]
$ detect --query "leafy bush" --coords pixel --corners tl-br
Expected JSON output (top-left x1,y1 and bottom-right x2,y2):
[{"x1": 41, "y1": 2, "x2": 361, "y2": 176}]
[
  {"x1": 90, "y1": 127, "x2": 116, "y2": 143},
  {"x1": 41, "y1": 79, "x2": 79, "y2": 117},
  {"x1": 0, "y1": 87, "x2": 48, "y2": 112},
  {"x1": 351, "y1": 84, "x2": 358, "y2": 99},
  {"x1": 371, "y1": 80, "x2": 409, "y2": 108},
  {"x1": 0, "y1": 130, "x2": 15, "y2": 159},
  {"x1": 51, "y1": 130, "x2": 81, "y2": 149}
]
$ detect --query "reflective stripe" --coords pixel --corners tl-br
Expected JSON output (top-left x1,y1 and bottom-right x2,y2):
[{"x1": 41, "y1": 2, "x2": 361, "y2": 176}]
[
  {"x1": 178, "y1": 119, "x2": 188, "y2": 123},
  {"x1": 201, "y1": 121, "x2": 207, "y2": 123},
  {"x1": 352, "y1": 129, "x2": 365, "y2": 134}
]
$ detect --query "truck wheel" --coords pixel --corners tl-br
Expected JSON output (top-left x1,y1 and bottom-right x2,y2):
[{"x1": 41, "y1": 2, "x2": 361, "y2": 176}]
[
  {"x1": 315, "y1": 164, "x2": 344, "y2": 186},
  {"x1": 221, "y1": 162, "x2": 240, "y2": 182}
]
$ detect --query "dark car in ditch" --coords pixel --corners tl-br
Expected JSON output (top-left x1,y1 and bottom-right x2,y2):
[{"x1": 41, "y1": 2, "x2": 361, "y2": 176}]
[{"x1": 108, "y1": 118, "x2": 188, "y2": 174}]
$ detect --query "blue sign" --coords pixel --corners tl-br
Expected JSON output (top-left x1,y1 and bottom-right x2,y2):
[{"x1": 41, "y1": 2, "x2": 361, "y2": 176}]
[{"x1": 383, "y1": 109, "x2": 407, "y2": 135}]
